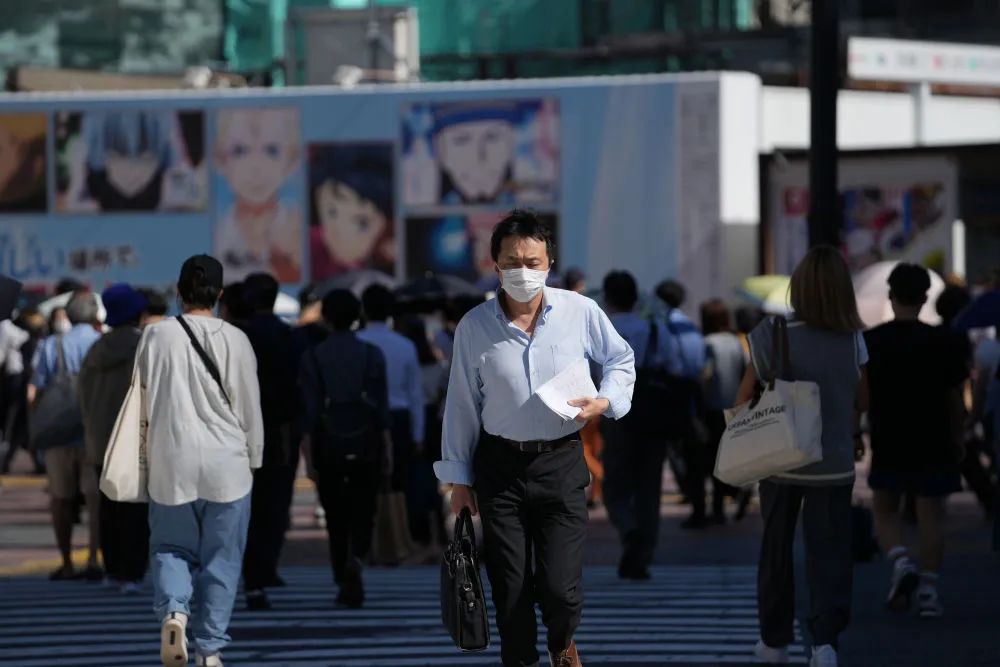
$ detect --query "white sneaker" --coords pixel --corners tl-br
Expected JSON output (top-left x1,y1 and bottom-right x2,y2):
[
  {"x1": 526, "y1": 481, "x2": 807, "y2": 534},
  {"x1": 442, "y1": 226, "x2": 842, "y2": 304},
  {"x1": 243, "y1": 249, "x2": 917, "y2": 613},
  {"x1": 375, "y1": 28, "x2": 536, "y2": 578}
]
[
  {"x1": 886, "y1": 557, "x2": 919, "y2": 612},
  {"x1": 918, "y1": 584, "x2": 943, "y2": 619},
  {"x1": 810, "y1": 644, "x2": 838, "y2": 667},
  {"x1": 196, "y1": 654, "x2": 223, "y2": 667},
  {"x1": 754, "y1": 639, "x2": 789, "y2": 664},
  {"x1": 160, "y1": 612, "x2": 188, "y2": 667}
]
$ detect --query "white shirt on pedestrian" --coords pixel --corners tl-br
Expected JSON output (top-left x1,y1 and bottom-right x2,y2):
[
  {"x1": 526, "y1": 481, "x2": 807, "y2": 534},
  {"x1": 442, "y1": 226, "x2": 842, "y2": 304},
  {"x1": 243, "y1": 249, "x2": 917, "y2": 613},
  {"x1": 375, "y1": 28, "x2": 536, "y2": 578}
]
[{"x1": 139, "y1": 315, "x2": 264, "y2": 506}]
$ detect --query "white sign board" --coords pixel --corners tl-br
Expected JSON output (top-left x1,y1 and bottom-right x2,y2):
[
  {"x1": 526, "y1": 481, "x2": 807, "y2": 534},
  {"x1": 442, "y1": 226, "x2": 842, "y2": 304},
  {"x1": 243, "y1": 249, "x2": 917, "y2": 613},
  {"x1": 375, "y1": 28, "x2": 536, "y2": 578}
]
[{"x1": 848, "y1": 37, "x2": 1000, "y2": 87}]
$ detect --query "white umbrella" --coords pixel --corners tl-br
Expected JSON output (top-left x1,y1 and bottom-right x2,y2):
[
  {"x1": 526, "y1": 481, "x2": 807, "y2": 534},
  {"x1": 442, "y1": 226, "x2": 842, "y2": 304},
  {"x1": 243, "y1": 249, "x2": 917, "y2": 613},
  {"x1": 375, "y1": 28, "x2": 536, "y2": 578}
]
[
  {"x1": 37, "y1": 291, "x2": 107, "y2": 323},
  {"x1": 853, "y1": 261, "x2": 945, "y2": 329}
]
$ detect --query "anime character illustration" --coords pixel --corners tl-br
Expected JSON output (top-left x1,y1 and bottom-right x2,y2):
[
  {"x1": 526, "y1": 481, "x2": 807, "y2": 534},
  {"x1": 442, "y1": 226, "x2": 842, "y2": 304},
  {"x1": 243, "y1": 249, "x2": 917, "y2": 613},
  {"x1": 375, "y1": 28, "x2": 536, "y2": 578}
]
[
  {"x1": 213, "y1": 107, "x2": 303, "y2": 283},
  {"x1": 405, "y1": 212, "x2": 557, "y2": 283},
  {"x1": 56, "y1": 110, "x2": 205, "y2": 212},
  {"x1": 308, "y1": 143, "x2": 395, "y2": 281},
  {"x1": 0, "y1": 114, "x2": 47, "y2": 213},
  {"x1": 401, "y1": 99, "x2": 559, "y2": 206}
]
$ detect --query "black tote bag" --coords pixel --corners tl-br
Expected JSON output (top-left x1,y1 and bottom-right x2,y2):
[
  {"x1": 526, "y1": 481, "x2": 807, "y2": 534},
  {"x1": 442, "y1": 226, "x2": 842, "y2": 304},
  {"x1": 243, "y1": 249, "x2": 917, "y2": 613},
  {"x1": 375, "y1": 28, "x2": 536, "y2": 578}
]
[{"x1": 440, "y1": 508, "x2": 490, "y2": 652}]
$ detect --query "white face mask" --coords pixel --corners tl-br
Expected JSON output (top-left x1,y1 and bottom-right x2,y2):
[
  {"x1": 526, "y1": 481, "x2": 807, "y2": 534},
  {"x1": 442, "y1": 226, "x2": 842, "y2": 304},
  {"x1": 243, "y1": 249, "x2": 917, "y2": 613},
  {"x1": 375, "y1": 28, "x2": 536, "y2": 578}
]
[
  {"x1": 500, "y1": 267, "x2": 548, "y2": 303},
  {"x1": 53, "y1": 319, "x2": 72, "y2": 335}
]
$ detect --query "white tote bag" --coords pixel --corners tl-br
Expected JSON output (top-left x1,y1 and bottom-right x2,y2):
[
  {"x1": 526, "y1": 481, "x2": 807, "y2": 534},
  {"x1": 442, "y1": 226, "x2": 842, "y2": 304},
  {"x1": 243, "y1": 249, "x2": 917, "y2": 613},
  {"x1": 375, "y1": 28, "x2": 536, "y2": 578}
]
[
  {"x1": 715, "y1": 317, "x2": 823, "y2": 487},
  {"x1": 99, "y1": 363, "x2": 149, "y2": 502}
]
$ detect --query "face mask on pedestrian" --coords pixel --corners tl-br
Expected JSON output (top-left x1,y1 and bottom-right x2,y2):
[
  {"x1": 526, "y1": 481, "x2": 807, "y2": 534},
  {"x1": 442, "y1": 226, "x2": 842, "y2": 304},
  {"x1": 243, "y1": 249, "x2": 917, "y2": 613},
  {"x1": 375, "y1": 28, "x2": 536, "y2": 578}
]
[
  {"x1": 52, "y1": 318, "x2": 71, "y2": 335},
  {"x1": 500, "y1": 267, "x2": 549, "y2": 303}
]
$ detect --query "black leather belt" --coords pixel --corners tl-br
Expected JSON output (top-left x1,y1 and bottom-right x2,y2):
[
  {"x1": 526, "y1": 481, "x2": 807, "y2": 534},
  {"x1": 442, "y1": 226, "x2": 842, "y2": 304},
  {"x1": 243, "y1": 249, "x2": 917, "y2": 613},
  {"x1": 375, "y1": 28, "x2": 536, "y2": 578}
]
[{"x1": 486, "y1": 432, "x2": 579, "y2": 454}]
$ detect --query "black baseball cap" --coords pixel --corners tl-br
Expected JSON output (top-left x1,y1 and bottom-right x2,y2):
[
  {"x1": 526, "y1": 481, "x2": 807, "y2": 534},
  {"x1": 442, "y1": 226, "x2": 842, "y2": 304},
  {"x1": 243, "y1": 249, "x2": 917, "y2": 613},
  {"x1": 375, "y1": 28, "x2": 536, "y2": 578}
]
[{"x1": 178, "y1": 255, "x2": 224, "y2": 292}]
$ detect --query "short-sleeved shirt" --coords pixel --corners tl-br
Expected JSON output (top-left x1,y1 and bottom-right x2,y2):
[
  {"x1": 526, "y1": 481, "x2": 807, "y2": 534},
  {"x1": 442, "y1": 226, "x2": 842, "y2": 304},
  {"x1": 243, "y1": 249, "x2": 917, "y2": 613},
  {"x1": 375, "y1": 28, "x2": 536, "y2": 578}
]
[
  {"x1": 865, "y1": 320, "x2": 967, "y2": 472},
  {"x1": 749, "y1": 318, "x2": 867, "y2": 486}
]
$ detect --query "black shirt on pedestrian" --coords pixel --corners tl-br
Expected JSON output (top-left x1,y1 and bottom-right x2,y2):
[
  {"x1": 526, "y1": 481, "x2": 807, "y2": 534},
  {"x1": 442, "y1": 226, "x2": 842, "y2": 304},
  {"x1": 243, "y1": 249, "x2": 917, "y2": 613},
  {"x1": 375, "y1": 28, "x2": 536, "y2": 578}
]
[{"x1": 864, "y1": 320, "x2": 967, "y2": 471}]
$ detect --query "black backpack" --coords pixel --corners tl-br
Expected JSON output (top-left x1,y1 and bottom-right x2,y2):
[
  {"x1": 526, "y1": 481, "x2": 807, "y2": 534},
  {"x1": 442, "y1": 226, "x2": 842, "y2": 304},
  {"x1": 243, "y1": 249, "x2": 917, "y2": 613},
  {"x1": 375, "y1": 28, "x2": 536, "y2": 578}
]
[
  {"x1": 309, "y1": 344, "x2": 379, "y2": 465},
  {"x1": 629, "y1": 319, "x2": 699, "y2": 439}
]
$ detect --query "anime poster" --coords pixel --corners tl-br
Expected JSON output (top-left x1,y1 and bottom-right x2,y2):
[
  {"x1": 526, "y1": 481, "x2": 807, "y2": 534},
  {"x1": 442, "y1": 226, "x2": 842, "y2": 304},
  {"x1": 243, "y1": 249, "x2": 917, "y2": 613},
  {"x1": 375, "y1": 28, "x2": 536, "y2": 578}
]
[
  {"x1": 405, "y1": 212, "x2": 559, "y2": 284},
  {"x1": 401, "y1": 99, "x2": 560, "y2": 207},
  {"x1": 0, "y1": 114, "x2": 48, "y2": 213},
  {"x1": 842, "y1": 184, "x2": 947, "y2": 271},
  {"x1": 55, "y1": 110, "x2": 206, "y2": 213},
  {"x1": 213, "y1": 107, "x2": 304, "y2": 283},
  {"x1": 307, "y1": 143, "x2": 395, "y2": 281}
]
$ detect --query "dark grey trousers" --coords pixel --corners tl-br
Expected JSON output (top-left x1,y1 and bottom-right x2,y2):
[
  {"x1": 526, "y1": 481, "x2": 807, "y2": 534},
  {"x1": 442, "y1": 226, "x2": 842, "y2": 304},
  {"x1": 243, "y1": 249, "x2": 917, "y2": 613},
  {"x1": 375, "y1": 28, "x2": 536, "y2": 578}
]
[
  {"x1": 758, "y1": 480, "x2": 854, "y2": 649},
  {"x1": 474, "y1": 434, "x2": 590, "y2": 667}
]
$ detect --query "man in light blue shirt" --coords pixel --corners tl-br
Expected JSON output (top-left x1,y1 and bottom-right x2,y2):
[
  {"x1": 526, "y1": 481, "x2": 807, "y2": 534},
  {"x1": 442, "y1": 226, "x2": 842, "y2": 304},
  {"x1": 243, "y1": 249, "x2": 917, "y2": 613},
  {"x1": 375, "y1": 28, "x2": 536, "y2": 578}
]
[
  {"x1": 436, "y1": 211, "x2": 635, "y2": 667},
  {"x1": 358, "y1": 285, "x2": 425, "y2": 496},
  {"x1": 28, "y1": 291, "x2": 102, "y2": 581}
]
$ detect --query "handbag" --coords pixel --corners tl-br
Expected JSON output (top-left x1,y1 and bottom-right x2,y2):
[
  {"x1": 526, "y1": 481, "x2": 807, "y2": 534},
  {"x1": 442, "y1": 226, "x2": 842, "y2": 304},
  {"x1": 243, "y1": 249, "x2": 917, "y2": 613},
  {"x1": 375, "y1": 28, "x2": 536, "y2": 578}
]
[
  {"x1": 371, "y1": 476, "x2": 415, "y2": 565},
  {"x1": 99, "y1": 361, "x2": 149, "y2": 502},
  {"x1": 440, "y1": 508, "x2": 490, "y2": 652},
  {"x1": 714, "y1": 316, "x2": 823, "y2": 487},
  {"x1": 29, "y1": 337, "x2": 85, "y2": 451}
]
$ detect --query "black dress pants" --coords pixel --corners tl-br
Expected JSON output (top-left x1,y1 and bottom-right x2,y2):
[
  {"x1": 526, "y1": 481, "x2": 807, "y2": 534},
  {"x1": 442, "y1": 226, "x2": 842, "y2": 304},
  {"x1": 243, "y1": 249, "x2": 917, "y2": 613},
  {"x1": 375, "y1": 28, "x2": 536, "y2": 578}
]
[
  {"x1": 316, "y1": 458, "x2": 378, "y2": 583},
  {"x1": 244, "y1": 425, "x2": 300, "y2": 591},
  {"x1": 600, "y1": 417, "x2": 666, "y2": 570},
  {"x1": 758, "y1": 480, "x2": 854, "y2": 649},
  {"x1": 97, "y1": 483, "x2": 149, "y2": 583},
  {"x1": 474, "y1": 433, "x2": 590, "y2": 667}
]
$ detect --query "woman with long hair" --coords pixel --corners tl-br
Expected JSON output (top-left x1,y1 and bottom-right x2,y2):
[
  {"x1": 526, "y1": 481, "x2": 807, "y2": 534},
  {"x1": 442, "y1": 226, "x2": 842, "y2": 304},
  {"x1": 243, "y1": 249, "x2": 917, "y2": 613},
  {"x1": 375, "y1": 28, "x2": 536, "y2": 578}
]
[{"x1": 737, "y1": 246, "x2": 869, "y2": 667}]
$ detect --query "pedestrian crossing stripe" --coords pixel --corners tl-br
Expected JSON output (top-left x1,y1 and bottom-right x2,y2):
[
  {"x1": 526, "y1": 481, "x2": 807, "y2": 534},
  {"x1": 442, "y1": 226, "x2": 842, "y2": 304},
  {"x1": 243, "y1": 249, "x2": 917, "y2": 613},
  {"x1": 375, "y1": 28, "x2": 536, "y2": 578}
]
[{"x1": 0, "y1": 566, "x2": 804, "y2": 666}]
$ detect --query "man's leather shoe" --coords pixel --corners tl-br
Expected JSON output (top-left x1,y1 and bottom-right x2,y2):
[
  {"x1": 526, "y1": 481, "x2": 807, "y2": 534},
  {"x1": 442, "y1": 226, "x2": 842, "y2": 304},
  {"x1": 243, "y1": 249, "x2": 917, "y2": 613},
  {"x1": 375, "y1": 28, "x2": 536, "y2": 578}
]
[{"x1": 549, "y1": 641, "x2": 582, "y2": 667}]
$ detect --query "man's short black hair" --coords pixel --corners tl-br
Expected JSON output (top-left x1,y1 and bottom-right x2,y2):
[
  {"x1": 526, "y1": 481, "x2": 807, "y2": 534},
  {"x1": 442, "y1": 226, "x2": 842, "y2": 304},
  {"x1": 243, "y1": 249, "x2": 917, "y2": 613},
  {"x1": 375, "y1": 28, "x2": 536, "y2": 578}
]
[
  {"x1": 323, "y1": 289, "x2": 361, "y2": 331},
  {"x1": 603, "y1": 271, "x2": 638, "y2": 312},
  {"x1": 137, "y1": 288, "x2": 168, "y2": 317},
  {"x1": 178, "y1": 255, "x2": 224, "y2": 310},
  {"x1": 490, "y1": 209, "x2": 555, "y2": 264},
  {"x1": 888, "y1": 263, "x2": 931, "y2": 307},
  {"x1": 220, "y1": 282, "x2": 252, "y2": 322},
  {"x1": 243, "y1": 273, "x2": 280, "y2": 313},
  {"x1": 362, "y1": 284, "x2": 395, "y2": 322},
  {"x1": 655, "y1": 280, "x2": 687, "y2": 309}
]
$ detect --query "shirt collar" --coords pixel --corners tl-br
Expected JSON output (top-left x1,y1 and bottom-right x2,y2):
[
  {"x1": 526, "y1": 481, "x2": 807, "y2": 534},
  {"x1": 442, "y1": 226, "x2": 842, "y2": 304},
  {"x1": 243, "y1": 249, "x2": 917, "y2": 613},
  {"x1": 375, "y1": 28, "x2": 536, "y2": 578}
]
[{"x1": 492, "y1": 288, "x2": 555, "y2": 322}]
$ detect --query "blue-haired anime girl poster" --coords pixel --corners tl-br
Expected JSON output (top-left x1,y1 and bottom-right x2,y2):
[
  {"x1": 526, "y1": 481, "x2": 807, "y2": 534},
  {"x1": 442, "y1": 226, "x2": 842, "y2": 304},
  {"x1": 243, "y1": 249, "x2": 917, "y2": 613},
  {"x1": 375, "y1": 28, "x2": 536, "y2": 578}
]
[
  {"x1": 55, "y1": 110, "x2": 206, "y2": 212},
  {"x1": 401, "y1": 99, "x2": 559, "y2": 207},
  {"x1": 308, "y1": 142, "x2": 396, "y2": 281}
]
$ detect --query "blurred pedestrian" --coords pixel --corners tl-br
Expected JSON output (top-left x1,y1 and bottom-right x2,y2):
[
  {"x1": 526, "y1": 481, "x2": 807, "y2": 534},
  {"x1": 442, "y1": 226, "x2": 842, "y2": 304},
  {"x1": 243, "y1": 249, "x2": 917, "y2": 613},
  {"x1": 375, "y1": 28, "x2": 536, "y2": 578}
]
[
  {"x1": 241, "y1": 273, "x2": 300, "y2": 611},
  {"x1": 48, "y1": 306, "x2": 71, "y2": 336},
  {"x1": 563, "y1": 267, "x2": 586, "y2": 294},
  {"x1": 396, "y1": 314, "x2": 448, "y2": 547},
  {"x1": 600, "y1": 270, "x2": 671, "y2": 580},
  {"x1": 143, "y1": 255, "x2": 264, "y2": 667},
  {"x1": 359, "y1": 286, "x2": 425, "y2": 506},
  {"x1": 653, "y1": 279, "x2": 707, "y2": 529},
  {"x1": 1, "y1": 308, "x2": 43, "y2": 474},
  {"x1": 78, "y1": 284, "x2": 150, "y2": 594},
  {"x1": 739, "y1": 246, "x2": 869, "y2": 667},
  {"x1": 300, "y1": 289, "x2": 391, "y2": 608},
  {"x1": 865, "y1": 264, "x2": 966, "y2": 620},
  {"x1": 438, "y1": 212, "x2": 635, "y2": 667},
  {"x1": 29, "y1": 291, "x2": 102, "y2": 581},
  {"x1": 138, "y1": 287, "x2": 169, "y2": 328},
  {"x1": 698, "y1": 299, "x2": 747, "y2": 524},
  {"x1": 218, "y1": 282, "x2": 251, "y2": 329}
]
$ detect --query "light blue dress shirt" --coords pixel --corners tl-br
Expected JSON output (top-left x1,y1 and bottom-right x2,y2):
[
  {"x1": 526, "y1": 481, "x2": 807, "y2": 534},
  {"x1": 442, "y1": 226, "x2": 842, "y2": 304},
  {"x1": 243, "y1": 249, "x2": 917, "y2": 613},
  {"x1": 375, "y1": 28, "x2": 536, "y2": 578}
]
[
  {"x1": 357, "y1": 322, "x2": 426, "y2": 443},
  {"x1": 434, "y1": 288, "x2": 636, "y2": 486},
  {"x1": 31, "y1": 325, "x2": 101, "y2": 391}
]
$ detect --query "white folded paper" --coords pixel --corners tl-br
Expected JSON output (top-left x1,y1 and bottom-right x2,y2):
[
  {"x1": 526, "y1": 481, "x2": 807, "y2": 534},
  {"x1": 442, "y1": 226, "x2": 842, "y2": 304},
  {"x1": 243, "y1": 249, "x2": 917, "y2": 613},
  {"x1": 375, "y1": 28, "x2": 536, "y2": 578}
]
[{"x1": 535, "y1": 358, "x2": 599, "y2": 421}]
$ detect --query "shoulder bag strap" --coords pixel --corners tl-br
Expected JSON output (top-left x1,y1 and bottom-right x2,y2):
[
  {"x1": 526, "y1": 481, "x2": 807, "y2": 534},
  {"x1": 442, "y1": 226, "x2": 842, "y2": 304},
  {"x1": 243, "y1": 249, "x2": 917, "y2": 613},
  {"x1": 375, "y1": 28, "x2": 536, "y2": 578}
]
[
  {"x1": 642, "y1": 320, "x2": 658, "y2": 370},
  {"x1": 55, "y1": 335, "x2": 68, "y2": 378},
  {"x1": 769, "y1": 316, "x2": 792, "y2": 384},
  {"x1": 175, "y1": 316, "x2": 231, "y2": 406}
]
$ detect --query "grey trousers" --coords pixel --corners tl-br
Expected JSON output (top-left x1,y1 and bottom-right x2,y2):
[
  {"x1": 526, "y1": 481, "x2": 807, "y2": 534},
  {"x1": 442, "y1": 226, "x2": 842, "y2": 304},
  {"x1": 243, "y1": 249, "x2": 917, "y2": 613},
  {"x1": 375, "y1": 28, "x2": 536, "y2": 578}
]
[{"x1": 757, "y1": 480, "x2": 854, "y2": 649}]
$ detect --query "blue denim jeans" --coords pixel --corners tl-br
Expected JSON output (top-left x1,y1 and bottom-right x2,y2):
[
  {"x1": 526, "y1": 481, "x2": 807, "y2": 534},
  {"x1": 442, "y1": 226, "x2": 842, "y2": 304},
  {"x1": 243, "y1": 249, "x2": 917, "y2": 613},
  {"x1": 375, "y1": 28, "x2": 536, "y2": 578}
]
[{"x1": 149, "y1": 494, "x2": 251, "y2": 657}]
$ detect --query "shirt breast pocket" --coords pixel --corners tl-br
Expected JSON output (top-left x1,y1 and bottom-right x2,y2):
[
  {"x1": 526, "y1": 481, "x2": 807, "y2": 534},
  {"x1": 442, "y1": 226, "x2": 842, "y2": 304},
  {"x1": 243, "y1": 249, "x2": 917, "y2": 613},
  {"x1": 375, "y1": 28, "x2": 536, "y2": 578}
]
[{"x1": 549, "y1": 343, "x2": 583, "y2": 375}]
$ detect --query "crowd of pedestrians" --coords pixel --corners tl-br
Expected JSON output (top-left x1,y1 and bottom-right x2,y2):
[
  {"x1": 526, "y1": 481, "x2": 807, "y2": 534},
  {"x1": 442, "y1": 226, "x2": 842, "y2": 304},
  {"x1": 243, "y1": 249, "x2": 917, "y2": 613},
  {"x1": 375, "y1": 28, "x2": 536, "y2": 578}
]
[{"x1": 0, "y1": 211, "x2": 997, "y2": 667}]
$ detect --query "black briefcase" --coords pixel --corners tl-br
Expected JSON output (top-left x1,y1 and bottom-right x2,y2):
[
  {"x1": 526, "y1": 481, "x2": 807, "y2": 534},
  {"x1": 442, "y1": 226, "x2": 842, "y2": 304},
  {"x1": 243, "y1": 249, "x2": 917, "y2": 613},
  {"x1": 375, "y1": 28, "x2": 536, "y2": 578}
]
[{"x1": 440, "y1": 508, "x2": 490, "y2": 652}]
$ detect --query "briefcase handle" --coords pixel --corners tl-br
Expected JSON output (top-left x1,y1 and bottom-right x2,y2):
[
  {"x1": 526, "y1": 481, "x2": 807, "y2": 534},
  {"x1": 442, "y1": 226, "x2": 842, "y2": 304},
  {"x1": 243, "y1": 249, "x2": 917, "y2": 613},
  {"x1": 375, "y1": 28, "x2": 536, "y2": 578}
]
[{"x1": 453, "y1": 507, "x2": 477, "y2": 555}]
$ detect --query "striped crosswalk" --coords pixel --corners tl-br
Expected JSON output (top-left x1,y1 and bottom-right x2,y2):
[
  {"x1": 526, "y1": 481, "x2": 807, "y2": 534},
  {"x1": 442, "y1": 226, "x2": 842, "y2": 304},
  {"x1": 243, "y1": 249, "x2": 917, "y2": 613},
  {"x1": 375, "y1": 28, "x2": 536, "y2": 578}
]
[{"x1": 0, "y1": 565, "x2": 803, "y2": 666}]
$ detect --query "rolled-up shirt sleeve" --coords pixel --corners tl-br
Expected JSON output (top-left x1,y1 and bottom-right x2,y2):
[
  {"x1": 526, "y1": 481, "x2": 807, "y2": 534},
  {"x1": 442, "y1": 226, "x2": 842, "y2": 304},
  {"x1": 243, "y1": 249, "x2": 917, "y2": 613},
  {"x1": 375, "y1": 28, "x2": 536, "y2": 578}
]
[
  {"x1": 434, "y1": 320, "x2": 483, "y2": 486},
  {"x1": 588, "y1": 303, "x2": 636, "y2": 420}
]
